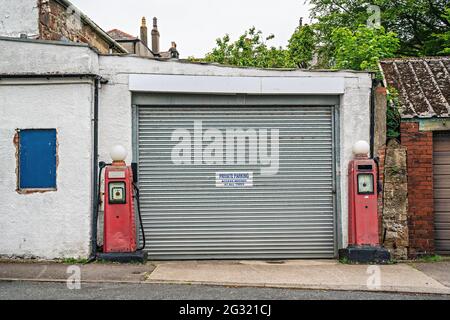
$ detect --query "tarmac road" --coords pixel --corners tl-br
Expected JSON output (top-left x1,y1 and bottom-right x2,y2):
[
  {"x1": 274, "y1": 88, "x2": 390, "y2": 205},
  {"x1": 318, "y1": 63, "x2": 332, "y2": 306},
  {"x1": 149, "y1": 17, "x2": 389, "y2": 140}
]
[{"x1": 1, "y1": 281, "x2": 449, "y2": 300}]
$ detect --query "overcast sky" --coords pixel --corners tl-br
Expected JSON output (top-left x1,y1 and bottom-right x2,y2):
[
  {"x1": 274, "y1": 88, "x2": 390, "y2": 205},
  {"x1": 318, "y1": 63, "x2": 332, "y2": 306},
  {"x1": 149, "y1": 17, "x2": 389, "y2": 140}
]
[{"x1": 70, "y1": 0, "x2": 311, "y2": 58}]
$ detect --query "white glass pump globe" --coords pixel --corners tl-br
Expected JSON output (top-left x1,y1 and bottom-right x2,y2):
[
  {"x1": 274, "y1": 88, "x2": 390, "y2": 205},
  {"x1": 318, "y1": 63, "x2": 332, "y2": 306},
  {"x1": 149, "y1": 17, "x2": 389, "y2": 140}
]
[
  {"x1": 352, "y1": 140, "x2": 370, "y2": 155},
  {"x1": 110, "y1": 145, "x2": 128, "y2": 162}
]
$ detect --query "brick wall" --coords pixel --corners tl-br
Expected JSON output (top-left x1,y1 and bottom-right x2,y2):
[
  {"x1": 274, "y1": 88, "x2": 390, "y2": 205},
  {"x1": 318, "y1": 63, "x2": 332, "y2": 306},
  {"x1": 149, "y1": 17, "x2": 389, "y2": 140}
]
[
  {"x1": 38, "y1": 0, "x2": 114, "y2": 54},
  {"x1": 400, "y1": 122, "x2": 434, "y2": 257}
]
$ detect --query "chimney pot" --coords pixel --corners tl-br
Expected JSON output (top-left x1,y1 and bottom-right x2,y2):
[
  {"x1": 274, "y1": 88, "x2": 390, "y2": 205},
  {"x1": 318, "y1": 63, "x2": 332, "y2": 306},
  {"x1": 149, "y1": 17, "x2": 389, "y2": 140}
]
[
  {"x1": 151, "y1": 16, "x2": 160, "y2": 55},
  {"x1": 140, "y1": 16, "x2": 148, "y2": 47}
]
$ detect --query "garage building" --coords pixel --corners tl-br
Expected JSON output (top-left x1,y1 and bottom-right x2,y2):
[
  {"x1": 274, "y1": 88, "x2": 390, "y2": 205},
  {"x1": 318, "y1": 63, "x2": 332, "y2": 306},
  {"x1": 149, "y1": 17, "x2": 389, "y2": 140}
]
[{"x1": 0, "y1": 38, "x2": 372, "y2": 260}]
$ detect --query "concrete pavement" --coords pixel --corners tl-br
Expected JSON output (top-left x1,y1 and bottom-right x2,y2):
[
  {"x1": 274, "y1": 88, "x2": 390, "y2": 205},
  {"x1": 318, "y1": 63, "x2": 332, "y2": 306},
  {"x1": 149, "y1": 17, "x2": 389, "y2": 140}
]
[
  {"x1": 0, "y1": 259, "x2": 449, "y2": 295},
  {"x1": 410, "y1": 261, "x2": 450, "y2": 287},
  {"x1": 146, "y1": 260, "x2": 450, "y2": 295},
  {"x1": 0, "y1": 260, "x2": 153, "y2": 283}
]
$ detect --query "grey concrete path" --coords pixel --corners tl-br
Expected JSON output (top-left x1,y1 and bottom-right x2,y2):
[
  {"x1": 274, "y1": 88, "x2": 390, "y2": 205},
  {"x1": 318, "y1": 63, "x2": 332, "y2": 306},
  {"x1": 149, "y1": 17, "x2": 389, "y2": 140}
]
[
  {"x1": 411, "y1": 261, "x2": 450, "y2": 287},
  {"x1": 147, "y1": 260, "x2": 450, "y2": 295},
  {"x1": 0, "y1": 261, "x2": 154, "y2": 283}
]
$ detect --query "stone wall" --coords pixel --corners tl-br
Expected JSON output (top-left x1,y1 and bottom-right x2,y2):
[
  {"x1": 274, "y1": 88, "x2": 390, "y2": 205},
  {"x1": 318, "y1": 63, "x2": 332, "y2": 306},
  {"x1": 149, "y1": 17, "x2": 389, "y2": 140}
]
[
  {"x1": 400, "y1": 122, "x2": 435, "y2": 257},
  {"x1": 382, "y1": 139, "x2": 409, "y2": 259},
  {"x1": 377, "y1": 145, "x2": 386, "y2": 243},
  {"x1": 38, "y1": 0, "x2": 113, "y2": 54}
]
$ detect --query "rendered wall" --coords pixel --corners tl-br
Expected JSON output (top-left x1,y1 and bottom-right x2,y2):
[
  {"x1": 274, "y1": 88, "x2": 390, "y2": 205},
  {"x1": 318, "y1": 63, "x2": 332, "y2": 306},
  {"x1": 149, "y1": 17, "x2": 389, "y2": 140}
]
[
  {"x1": 0, "y1": 39, "x2": 97, "y2": 259},
  {"x1": 0, "y1": 38, "x2": 99, "y2": 75},
  {"x1": 0, "y1": 0, "x2": 40, "y2": 38},
  {"x1": 0, "y1": 82, "x2": 93, "y2": 259}
]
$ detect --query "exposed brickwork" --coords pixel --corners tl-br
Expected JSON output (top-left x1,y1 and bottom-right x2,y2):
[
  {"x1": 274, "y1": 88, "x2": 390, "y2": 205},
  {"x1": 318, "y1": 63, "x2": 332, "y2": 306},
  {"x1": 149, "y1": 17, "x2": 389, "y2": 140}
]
[
  {"x1": 400, "y1": 122, "x2": 434, "y2": 257},
  {"x1": 38, "y1": 0, "x2": 115, "y2": 54}
]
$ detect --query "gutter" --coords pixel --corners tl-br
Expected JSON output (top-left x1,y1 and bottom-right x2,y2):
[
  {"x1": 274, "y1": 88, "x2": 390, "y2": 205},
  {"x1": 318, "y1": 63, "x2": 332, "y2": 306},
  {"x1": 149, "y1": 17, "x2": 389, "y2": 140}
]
[
  {"x1": 52, "y1": 0, "x2": 128, "y2": 54},
  {"x1": 0, "y1": 73, "x2": 99, "y2": 79}
]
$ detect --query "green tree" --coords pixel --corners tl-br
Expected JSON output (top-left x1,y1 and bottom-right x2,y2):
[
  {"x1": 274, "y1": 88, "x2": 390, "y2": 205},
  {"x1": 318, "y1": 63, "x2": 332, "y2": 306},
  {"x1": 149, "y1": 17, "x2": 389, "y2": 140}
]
[
  {"x1": 435, "y1": 8, "x2": 450, "y2": 54},
  {"x1": 310, "y1": 0, "x2": 449, "y2": 58},
  {"x1": 331, "y1": 25, "x2": 400, "y2": 72},
  {"x1": 288, "y1": 24, "x2": 316, "y2": 68},
  {"x1": 203, "y1": 27, "x2": 295, "y2": 68}
]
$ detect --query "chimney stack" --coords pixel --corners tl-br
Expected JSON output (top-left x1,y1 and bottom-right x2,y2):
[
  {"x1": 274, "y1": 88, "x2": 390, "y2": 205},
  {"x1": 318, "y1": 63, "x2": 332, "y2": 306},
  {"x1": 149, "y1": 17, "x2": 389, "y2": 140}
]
[
  {"x1": 151, "y1": 17, "x2": 160, "y2": 54},
  {"x1": 169, "y1": 42, "x2": 180, "y2": 59},
  {"x1": 140, "y1": 17, "x2": 148, "y2": 47}
]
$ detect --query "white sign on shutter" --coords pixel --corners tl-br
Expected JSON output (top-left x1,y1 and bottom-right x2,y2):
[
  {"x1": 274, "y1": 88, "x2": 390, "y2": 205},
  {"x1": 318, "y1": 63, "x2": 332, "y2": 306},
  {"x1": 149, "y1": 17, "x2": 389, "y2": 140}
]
[{"x1": 216, "y1": 172, "x2": 253, "y2": 188}]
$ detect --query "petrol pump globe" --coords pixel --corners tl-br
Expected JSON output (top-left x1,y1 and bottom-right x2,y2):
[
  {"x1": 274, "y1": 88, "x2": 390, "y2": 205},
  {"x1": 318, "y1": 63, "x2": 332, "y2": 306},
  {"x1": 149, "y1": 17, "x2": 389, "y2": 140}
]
[
  {"x1": 110, "y1": 145, "x2": 128, "y2": 162},
  {"x1": 352, "y1": 140, "x2": 370, "y2": 156}
]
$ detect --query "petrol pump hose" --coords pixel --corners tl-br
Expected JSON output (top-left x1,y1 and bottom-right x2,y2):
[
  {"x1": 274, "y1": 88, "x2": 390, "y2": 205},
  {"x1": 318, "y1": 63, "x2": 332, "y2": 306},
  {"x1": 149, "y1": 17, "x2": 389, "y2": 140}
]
[
  {"x1": 87, "y1": 161, "x2": 108, "y2": 263},
  {"x1": 133, "y1": 182, "x2": 147, "y2": 250}
]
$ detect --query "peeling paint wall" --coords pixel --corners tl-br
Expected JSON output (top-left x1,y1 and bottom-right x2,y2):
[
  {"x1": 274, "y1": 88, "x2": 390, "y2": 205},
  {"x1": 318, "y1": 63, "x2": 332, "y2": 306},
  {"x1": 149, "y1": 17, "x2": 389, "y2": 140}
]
[
  {"x1": 0, "y1": 40, "x2": 95, "y2": 259},
  {"x1": 0, "y1": 82, "x2": 93, "y2": 259},
  {"x1": 0, "y1": 0, "x2": 40, "y2": 38}
]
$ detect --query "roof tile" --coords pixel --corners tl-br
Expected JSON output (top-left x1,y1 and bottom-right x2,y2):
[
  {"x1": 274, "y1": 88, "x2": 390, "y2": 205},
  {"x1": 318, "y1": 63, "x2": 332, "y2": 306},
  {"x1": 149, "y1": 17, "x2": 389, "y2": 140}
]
[{"x1": 380, "y1": 57, "x2": 450, "y2": 118}]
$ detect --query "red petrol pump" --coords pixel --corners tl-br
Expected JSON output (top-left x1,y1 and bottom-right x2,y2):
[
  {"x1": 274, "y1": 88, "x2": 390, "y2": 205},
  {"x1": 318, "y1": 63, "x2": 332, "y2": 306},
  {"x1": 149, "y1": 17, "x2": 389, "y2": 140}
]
[
  {"x1": 96, "y1": 145, "x2": 147, "y2": 263},
  {"x1": 339, "y1": 141, "x2": 390, "y2": 263}
]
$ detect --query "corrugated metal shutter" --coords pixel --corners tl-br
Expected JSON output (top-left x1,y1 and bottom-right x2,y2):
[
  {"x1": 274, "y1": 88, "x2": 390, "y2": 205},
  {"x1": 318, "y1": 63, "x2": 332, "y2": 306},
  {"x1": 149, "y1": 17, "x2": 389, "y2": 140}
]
[
  {"x1": 137, "y1": 106, "x2": 336, "y2": 260},
  {"x1": 434, "y1": 132, "x2": 450, "y2": 254}
]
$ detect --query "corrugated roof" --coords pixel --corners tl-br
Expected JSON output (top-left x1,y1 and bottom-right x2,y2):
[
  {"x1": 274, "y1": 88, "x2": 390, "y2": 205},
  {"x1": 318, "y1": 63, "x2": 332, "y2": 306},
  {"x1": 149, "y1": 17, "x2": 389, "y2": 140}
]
[{"x1": 380, "y1": 57, "x2": 450, "y2": 118}]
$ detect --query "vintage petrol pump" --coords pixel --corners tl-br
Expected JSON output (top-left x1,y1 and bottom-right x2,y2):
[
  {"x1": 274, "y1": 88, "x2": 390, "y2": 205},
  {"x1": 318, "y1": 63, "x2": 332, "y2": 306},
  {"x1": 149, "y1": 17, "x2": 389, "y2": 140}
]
[
  {"x1": 339, "y1": 141, "x2": 390, "y2": 263},
  {"x1": 96, "y1": 145, "x2": 147, "y2": 263}
]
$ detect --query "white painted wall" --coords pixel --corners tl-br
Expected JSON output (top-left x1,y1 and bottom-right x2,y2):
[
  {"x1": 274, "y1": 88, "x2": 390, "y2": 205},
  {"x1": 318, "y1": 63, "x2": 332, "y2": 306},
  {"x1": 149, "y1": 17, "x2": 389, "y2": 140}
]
[
  {"x1": 99, "y1": 55, "x2": 372, "y2": 249},
  {"x1": 0, "y1": 39, "x2": 99, "y2": 259},
  {"x1": 0, "y1": 40, "x2": 97, "y2": 259},
  {"x1": 0, "y1": 0, "x2": 40, "y2": 38},
  {"x1": 0, "y1": 38, "x2": 99, "y2": 75},
  {"x1": 0, "y1": 81, "x2": 94, "y2": 259}
]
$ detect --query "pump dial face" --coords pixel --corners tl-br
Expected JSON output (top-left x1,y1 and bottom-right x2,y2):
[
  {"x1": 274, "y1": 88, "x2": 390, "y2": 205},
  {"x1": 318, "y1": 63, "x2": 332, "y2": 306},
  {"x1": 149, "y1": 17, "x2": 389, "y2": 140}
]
[
  {"x1": 357, "y1": 174, "x2": 374, "y2": 194},
  {"x1": 108, "y1": 182, "x2": 126, "y2": 204}
]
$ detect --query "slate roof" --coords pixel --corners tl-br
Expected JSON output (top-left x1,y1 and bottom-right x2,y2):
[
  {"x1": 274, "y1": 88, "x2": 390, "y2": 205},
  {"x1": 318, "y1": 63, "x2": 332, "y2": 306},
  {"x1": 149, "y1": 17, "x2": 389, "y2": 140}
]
[
  {"x1": 107, "y1": 29, "x2": 138, "y2": 41},
  {"x1": 379, "y1": 57, "x2": 450, "y2": 118}
]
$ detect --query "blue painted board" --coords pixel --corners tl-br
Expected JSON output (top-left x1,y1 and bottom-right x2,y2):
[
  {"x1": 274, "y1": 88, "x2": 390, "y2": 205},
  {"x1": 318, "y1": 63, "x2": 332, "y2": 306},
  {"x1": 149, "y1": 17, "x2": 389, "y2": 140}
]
[{"x1": 19, "y1": 129, "x2": 57, "y2": 189}]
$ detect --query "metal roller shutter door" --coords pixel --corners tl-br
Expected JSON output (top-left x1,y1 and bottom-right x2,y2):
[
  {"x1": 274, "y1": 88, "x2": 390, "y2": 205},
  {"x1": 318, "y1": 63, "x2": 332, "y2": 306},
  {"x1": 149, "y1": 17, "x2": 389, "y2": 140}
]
[
  {"x1": 137, "y1": 106, "x2": 336, "y2": 260},
  {"x1": 434, "y1": 132, "x2": 450, "y2": 255}
]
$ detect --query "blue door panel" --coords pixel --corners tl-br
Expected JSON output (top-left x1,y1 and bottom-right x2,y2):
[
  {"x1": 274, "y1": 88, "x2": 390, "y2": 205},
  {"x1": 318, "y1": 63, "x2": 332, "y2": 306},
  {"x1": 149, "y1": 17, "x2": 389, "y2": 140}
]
[{"x1": 19, "y1": 129, "x2": 57, "y2": 189}]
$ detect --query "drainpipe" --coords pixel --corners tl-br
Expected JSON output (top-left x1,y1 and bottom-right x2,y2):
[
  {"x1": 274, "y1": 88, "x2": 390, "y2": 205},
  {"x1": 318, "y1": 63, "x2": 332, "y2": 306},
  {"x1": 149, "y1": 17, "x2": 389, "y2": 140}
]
[{"x1": 88, "y1": 77, "x2": 108, "y2": 262}]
